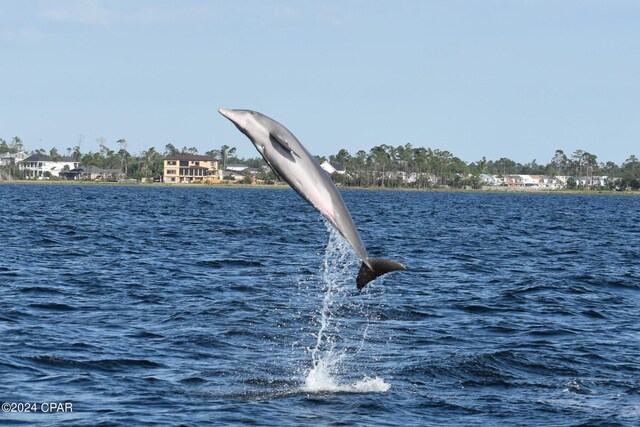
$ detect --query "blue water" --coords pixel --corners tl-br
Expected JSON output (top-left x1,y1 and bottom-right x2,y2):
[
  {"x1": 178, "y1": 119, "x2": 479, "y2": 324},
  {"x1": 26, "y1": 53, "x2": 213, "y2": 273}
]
[{"x1": 1, "y1": 185, "x2": 639, "y2": 426}]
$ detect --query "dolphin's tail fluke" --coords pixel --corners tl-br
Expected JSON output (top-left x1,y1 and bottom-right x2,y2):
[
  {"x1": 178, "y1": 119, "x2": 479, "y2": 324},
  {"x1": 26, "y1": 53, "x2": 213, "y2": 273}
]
[{"x1": 356, "y1": 258, "x2": 405, "y2": 290}]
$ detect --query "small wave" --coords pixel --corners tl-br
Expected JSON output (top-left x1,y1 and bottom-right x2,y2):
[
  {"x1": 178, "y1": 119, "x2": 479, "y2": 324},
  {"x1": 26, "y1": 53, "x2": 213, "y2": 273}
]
[
  {"x1": 241, "y1": 378, "x2": 296, "y2": 389},
  {"x1": 21, "y1": 286, "x2": 64, "y2": 295},
  {"x1": 24, "y1": 355, "x2": 165, "y2": 371},
  {"x1": 384, "y1": 307, "x2": 442, "y2": 321},
  {"x1": 460, "y1": 304, "x2": 500, "y2": 314},
  {"x1": 38, "y1": 237, "x2": 59, "y2": 246},
  {"x1": 196, "y1": 259, "x2": 263, "y2": 268},
  {"x1": 528, "y1": 327, "x2": 578, "y2": 337},
  {"x1": 603, "y1": 278, "x2": 639, "y2": 290},
  {"x1": 0, "y1": 315, "x2": 18, "y2": 323},
  {"x1": 582, "y1": 309, "x2": 606, "y2": 319},
  {"x1": 28, "y1": 302, "x2": 76, "y2": 311},
  {"x1": 0, "y1": 267, "x2": 19, "y2": 277},
  {"x1": 127, "y1": 331, "x2": 165, "y2": 339},
  {"x1": 179, "y1": 376, "x2": 207, "y2": 384},
  {"x1": 510, "y1": 284, "x2": 549, "y2": 295}
]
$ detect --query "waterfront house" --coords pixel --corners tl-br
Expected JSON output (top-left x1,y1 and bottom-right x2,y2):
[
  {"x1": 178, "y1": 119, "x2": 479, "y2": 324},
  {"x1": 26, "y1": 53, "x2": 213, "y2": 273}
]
[
  {"x1": 503, "y1": 174, "x2": 539, "y2": 188},
  {"x1": 531, "y1": 175, "x2": 562, "y2": 189},
  {"x1": 479, "y1": 174, "x2": 503, "y2": 186},
  {"x1": 226, "y1": 163, "x2": 249, "y2": 172},
  {"x1": 20, "y1": 155, "x2": 79, "y2": 179},
  {"x1": 221, "y1": 170, "x2": 246, "y2": 181},
  {"x1": 59, "y1": 166, "x2": 124, "y2": 181},
  {"x1": 320, "y1": 161, "x2": 346, "y2": 175},
  {"x1": 0, "y1": 151, "x2": 27, "y2": 166},
  {"x1": 163, "y1": 154, "x2": 218, "y2": 183},
  {"x1": 576, "y1": 176, "x2": 609, "y2": 188},
  {"x1": 83, "y1": 166, "x2": 124, "y2": 181}
]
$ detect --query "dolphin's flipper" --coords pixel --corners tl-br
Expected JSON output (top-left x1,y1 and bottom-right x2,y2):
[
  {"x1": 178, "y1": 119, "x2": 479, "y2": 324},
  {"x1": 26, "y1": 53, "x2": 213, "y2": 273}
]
[
  {"x1": 269, "y1": 132, "x2": 301, "y2": 158},
  {"x1": 356, "y1": 258, "x2": 406, "y2": 290}
]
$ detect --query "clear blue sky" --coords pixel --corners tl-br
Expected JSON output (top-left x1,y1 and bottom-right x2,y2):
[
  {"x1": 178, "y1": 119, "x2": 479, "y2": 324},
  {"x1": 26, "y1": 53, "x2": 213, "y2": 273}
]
[{"x1": 2, "y1": 0, "x2": 638, "y2": 165}]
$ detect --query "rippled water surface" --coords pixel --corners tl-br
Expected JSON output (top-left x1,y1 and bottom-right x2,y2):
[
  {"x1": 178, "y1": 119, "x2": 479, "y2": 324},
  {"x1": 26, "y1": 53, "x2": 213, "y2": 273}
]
[{"x1": 1, "y1": 184, "x2": 639, "y2": 426}]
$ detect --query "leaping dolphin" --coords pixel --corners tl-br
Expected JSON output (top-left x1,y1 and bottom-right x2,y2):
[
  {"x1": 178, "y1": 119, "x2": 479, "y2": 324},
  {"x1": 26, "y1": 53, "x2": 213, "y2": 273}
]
[{"x1": 218, "y1": 108, "x2": 405, "y2": 290}]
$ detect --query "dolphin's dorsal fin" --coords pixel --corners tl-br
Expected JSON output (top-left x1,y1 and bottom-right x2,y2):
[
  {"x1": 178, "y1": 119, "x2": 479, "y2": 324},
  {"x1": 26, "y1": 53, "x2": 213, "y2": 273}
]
[{"x1": 269, "y1": 132, "x2": 300, "y2": 158}]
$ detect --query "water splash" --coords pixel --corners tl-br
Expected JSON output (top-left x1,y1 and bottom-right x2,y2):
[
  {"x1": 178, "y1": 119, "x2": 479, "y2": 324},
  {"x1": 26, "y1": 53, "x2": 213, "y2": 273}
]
[
  {"x1": 304, "y1": 359, "x2": 389, "y2": 392},
  {"x1": 302, "y1": 224, "x2": 390, "y2": 393}
]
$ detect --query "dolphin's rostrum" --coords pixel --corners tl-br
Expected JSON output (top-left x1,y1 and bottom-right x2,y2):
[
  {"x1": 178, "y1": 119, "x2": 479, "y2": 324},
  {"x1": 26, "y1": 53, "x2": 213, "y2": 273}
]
[{"x1": 218, "y1": 108, "x2": 405, "y2": 290}]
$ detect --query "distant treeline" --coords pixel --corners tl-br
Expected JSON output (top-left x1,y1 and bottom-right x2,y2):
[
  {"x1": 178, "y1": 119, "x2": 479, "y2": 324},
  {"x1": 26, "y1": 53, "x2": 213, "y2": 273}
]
[
  {"x1": 320, "y1": 145, "x2": 640, "y2": 190},
  {"x1": 2, "y1": 136, "x2": 640, "y2": 189}
]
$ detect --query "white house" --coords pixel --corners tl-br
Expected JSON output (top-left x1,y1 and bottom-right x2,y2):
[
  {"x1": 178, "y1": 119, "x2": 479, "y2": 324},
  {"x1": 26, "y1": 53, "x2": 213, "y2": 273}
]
[
  {"x1": 320, "y1": 161, "x2": 346, "y2": 175},
  {"x1": 504, "y1": 174, "x2": 539, "y2": 188},
  {"x1": 479, "y1": 174, "x2": 503, "y2": 186},
  {"x1": 220, "y1": 169, "x2": 246, "y2": 181},
  {"x1": 576, "y1": 176, "x2": 609, "y2": 188},
  {"x1": 532, "y1": 175, "x2": 563, "y2": 189},
  {"x1": 226, "y1": 163, "x2": 248, "y2": 172},
  {"x1": 82, "y1": 166, "x2": 124, "y2": 181},
  {"x1": 0, "y1": 151, "x2": 28, "y2": 166},
  {"x1": 20, "y1": 155, "x2": 79, "y2": 179}
]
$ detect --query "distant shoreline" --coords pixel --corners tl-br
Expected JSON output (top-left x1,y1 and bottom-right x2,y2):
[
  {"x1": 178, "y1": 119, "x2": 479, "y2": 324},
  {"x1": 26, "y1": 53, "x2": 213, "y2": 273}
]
[{"x1": 2, "y1": 179, "x2": 639, "y2": 195}]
